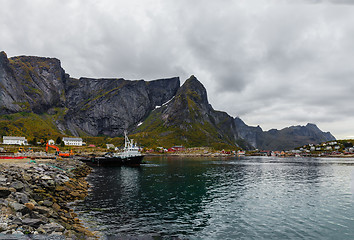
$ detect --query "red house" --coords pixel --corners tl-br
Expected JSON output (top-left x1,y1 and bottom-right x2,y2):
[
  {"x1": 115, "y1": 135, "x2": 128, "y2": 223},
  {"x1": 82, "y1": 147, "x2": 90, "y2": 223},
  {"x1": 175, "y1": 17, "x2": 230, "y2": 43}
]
[{"x1": 168, "y1": 146, "x2": 185, "y2": 152}]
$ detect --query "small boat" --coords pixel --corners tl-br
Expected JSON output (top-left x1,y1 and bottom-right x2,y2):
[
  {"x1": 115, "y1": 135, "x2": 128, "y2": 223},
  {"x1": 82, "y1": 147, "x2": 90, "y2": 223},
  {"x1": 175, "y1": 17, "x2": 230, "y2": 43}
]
[{"x1": 82, "y1": 132, "x2": 144, "y2": 166}]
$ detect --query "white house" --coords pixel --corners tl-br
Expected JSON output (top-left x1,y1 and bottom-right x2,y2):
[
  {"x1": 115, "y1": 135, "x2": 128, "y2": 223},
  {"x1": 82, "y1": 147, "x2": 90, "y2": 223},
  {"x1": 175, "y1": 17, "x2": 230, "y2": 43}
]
[
  {"x1": 2, "y1": 136, "x2": 28, "y2": 145},
  {"x1": 106, "y1": 144, "x2": 115, "y2": 149},
  {"x1": 62, "y1": 137, "x2": 83, "y2": 146}
]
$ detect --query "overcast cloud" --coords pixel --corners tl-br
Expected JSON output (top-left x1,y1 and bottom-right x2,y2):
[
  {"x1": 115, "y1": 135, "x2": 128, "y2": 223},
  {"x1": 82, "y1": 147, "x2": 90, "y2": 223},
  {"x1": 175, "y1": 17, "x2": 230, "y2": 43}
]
[{"x1": 1, "y1": 0, "x2": 354, "y2": 139}]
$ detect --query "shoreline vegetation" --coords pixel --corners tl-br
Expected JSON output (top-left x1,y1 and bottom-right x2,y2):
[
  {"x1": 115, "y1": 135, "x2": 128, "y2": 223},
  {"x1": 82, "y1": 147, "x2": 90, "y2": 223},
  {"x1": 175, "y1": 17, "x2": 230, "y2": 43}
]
[{"x1": 0, "y1": 158, "x2": 96, "y2": 239}]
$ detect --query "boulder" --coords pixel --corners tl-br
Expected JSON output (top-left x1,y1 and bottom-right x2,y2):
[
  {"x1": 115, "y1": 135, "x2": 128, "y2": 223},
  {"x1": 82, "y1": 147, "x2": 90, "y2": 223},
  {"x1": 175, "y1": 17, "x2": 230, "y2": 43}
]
[
  {"x1": 43, "y1": 199, "x2": 53, "y2": 207},
  {"x1": 22, "y1": 218, "x2": 45, "y2": 228},
  {"x1": 11, "y1": 217, "x2": 22, "y2": 225},
  {"x1": 34, "y1": 206, "x2": 52, "y2": 216},
  {"x1": 9, "y1": 202, "x2": 29, "y2": 214},
  {"x1": 41, "y1": 175, "x2": 52, "y2": 180},
  {"x1": 0, "y1": 176, "x2": 7, "y2": 184},
  {"x1": 52, "y1": 202, "x2": 61, "y2": 212},
  {"x1": 0, "y1": 222, "x2": 8, "y2": 232},
  {"x1": 10, "y1": 181, "x2": 24, "y2": 191},
  {"x1": 24, "y1": 202, "x2": 35, "y2": 210},
  {"x1": 41, "y1": 222, "x2": 65, "y2": 233},
  {"x1": 22, "y1": 174, "x2": 32, "y2": 182},
  {"x1": 0, "y1": 187, "x2": 11, "y2": 198},
  {"x1": 70, "y1": 191, "x2": 80, "y2": 197},
  {"x1": 14, "y1": 192, "x2": 29, "y2": 204}
]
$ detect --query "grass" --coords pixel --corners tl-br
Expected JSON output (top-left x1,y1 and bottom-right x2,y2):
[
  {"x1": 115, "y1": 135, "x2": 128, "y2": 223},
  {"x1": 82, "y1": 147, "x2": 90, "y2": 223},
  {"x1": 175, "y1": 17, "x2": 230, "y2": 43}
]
[
  {"x1": 133, "y1": 106, "x2": 239, "y2": 150},
  {"x1": 0, "y1": 111, "x2": 64, "y2": 142}
]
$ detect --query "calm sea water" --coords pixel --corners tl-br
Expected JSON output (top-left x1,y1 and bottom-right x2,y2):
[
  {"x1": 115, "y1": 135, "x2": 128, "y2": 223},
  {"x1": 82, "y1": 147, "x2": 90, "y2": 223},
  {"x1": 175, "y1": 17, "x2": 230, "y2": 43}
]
[{"x1": 75, "y1": 156, "x2": 354, "y2": 239}]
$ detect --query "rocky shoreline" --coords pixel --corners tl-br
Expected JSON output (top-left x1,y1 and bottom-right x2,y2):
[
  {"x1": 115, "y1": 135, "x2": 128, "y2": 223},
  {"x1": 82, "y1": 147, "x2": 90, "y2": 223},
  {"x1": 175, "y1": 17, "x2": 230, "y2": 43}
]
[{"x1": 0, "y1": 159, "x2": 96, "y2": 239}]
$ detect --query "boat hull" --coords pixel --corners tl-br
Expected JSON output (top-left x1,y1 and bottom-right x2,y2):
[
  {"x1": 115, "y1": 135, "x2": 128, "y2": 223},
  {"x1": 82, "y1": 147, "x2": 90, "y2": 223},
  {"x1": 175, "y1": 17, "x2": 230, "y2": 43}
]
[{"x1": 80, "y1": 155, "x2": 144, "y2": 167}]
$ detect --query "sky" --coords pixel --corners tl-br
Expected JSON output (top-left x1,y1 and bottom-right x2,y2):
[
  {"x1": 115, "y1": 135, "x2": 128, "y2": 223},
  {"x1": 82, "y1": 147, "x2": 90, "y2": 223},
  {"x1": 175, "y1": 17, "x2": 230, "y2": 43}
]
[{"x1": 1, "y1": 0, "x2": 354, "y2": 139}]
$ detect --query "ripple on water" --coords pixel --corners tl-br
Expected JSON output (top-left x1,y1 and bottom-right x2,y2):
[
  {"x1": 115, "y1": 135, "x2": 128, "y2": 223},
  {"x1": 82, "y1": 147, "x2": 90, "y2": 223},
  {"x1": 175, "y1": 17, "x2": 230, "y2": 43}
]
[{"x1": 75, "y1": 156, "x2": 354, "y2": 239}]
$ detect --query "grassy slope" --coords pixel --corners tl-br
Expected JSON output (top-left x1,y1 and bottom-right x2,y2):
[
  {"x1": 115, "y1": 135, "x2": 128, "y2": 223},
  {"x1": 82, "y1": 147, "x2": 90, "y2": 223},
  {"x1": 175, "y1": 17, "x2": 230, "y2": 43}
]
[
  {"x1": 0, "y1": 110, "x2": 66, "y2": 142},
  {"x1": 0, "y1": 110, "x2": 128, "y2": 148},
  {"x1": 133, "y1": 105, "x2": 237, "y2": 150}
]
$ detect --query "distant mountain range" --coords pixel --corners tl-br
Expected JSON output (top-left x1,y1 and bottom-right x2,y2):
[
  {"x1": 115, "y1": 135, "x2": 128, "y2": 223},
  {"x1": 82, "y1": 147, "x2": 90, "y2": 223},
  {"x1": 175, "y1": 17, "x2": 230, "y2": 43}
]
[{"x1": 0, "y1": 51, "x2": 335, "y2": 150}]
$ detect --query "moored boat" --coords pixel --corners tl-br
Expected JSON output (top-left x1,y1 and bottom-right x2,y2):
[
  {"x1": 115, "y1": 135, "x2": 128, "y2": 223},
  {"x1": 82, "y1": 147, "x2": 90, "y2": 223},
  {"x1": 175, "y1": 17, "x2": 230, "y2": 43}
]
[{"x1": 81, "y1": 132, "x2": 144, "y2": 166}]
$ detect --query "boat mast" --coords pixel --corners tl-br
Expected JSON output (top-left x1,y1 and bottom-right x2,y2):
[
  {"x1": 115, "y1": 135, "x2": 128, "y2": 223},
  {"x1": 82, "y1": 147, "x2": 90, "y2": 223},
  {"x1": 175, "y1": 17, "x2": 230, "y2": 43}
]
[{"x1": 124, "y1": 131, "x2": 132, "y2": 149}]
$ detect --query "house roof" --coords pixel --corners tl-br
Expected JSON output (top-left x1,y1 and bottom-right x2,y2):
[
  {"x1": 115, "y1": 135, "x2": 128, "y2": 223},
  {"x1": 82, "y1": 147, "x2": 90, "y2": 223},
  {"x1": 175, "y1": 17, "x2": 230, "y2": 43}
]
[
  {"x1": 3, "y1": 136, "x2": 26, "y2": 140},
  {"x1": 62, "y1": 137, "x2": 83, "y2": 141}
]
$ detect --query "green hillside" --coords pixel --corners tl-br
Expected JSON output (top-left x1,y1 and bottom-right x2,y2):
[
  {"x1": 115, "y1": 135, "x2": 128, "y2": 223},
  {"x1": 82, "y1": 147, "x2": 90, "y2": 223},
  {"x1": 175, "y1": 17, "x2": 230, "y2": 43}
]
[
  {"x1": 132, "y1": 77, "x2": 242, "y2": 150},
  {"x1": 0, "y1": 110, "x2": 64, "y2": 142}
]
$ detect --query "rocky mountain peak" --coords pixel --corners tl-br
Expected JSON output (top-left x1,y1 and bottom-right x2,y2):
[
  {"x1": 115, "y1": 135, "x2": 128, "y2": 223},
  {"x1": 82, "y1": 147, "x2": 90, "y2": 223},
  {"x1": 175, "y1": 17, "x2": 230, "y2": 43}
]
[
  {"x1": 0, "y1": 51, "x2": 8, "y2": 62},
  {"x1": 163, "y1": 75, "x2": 212, "y2": 126},
  {"x1": 305, "y1": 123, "x2": 319, "y2": 130},
  {"x1": 0, "y1": 52, "x2": 337, "y2": 150},
  {"x1": 178, "y1": 75, "x2": 209, "y2": 105}
]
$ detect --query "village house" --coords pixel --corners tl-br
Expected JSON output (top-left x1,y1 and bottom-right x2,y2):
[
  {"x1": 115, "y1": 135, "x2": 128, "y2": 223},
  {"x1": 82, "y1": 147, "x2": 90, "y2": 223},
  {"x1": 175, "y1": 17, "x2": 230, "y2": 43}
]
[
  {"x1": 326, "y1": 146, "x2": 333, "y2": 151},
  {"x1": 62, "y1": 137, "x2": 83, "y2": 146},
  {"x1": 106, "y1": 144, "x2": 115, "y2": 150},
  {"x1": 168, "y1": 146, "x2": 185, "y2": 152},
  {"x1": 2, "y1": 136, "x2": 28, "y2": 145}
]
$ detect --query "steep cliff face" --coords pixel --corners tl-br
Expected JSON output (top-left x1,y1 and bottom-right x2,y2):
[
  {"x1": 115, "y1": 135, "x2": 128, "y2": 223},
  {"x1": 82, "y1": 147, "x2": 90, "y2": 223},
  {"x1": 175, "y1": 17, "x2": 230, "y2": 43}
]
[
  {"x1": 64, "y1": 77, "x2": 180, "y2": 137},
  {"x1": 0, "y1": 51, "x2": 66, "y2": 114},
  {"x1": 135, "y1": 76, "x2": 253, "y2": 149},
  {"x1": 0, "y1": 51, "x2": 336, "y2": 150},
  {"x1": 0, "y1": 51, "x2": 19, "y2": 113},
  {"x1": 0, "y1": 51, "x2": 180, "y2": 137},
  {"x1": 234, "y1": 117, "x2": 263, "y2": 148}
]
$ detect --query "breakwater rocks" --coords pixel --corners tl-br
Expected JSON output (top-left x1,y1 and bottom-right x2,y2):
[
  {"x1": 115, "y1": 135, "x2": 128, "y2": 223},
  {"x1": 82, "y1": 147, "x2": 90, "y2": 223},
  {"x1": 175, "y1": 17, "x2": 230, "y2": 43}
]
[{"x1": 0, "y1": 159, "x2": 95, "y2": 239}]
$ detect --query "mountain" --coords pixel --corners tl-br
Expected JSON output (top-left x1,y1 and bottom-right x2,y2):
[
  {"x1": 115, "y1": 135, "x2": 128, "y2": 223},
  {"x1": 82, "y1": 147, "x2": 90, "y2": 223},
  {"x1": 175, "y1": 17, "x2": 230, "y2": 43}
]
[
  {"x1": 63, "y1": 76, "x2": 180, "y2": 137},
  {"x1": 234, "y1": 117, "x2": 263, "y2": 148},
  {"x1": 0, "y1": 52, "x2": 67, "y2": 114},
  {"x1": 134, "y1": 75, "x2": 253, "y2": 149},
  {"x1": 234, "y1": 118, "x2": 336, "y2": 150},
  {"x1": 0, "y1": 51, "x2": 179, "y2": 138},
  {"x1": 0, "y1": 51, "x2": 335, "y2": 149}
]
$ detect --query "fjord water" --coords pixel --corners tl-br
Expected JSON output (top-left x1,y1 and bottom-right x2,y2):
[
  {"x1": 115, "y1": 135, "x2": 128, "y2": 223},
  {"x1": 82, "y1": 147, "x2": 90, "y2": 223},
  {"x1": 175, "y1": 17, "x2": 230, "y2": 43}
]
[{"x1": 75, "y1": 156, "x2": 354, "y2": 239}]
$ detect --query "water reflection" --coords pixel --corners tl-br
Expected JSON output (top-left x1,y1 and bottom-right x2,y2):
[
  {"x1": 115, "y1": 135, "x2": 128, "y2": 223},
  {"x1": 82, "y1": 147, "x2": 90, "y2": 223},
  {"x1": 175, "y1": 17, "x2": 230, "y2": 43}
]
[{"x1": 75, "y1": 156, "x2": 354, "y2": 239}]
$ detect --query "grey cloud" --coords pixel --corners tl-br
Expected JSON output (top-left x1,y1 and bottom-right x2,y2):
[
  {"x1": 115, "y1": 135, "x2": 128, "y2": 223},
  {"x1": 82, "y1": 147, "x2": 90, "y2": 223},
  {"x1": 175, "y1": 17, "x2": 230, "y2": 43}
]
[{"x1": 1, "y1": 0, "x2": 354, "y2": 138}]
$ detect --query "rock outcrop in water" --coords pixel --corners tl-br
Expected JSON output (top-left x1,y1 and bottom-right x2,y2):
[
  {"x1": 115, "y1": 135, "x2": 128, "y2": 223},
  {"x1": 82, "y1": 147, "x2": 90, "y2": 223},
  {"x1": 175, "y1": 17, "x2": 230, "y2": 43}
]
[{"x1": 0, "y1": 51, "x2": 335, "y2": 150}]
